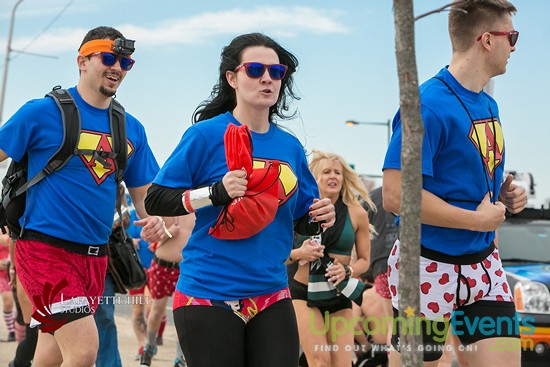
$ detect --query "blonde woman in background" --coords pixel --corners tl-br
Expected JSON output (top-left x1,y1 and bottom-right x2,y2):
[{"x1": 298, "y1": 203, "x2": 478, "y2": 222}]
[{"x1": 288, "y1": 150, "x2": 376, "y2": 367}]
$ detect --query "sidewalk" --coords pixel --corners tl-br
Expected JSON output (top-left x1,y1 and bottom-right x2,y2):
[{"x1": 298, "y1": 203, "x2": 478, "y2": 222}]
[{"x1": 0, "y1": 299, "x2": 179, "y2": 366}]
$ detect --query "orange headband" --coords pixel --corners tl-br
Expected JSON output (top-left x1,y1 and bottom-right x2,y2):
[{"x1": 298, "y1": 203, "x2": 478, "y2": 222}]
[{"x1": 79, "y1": 40, "x2": 115, "y2": 57}]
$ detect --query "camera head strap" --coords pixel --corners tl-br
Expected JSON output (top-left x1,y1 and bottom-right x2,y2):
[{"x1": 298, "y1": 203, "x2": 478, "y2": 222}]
[{"x1": 79, "y1": 38, "x2": 135, "y2": 57}]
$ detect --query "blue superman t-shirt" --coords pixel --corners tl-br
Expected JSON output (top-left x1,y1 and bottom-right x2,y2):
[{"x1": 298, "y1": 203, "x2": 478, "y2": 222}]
[
  {"x1": 383, "y1": 67, "x2": 505, "y2": 255},
  {"x1": 154, "y1": 112, "x2": 320, "y2": 299},
  {"x1": 0, "y1": 87, "x2": 159, "y2": 245}
]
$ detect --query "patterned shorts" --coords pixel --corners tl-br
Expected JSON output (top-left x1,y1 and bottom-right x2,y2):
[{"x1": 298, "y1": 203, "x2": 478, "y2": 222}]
[
  {"x1": 147, "y1": 257, "x2": 180, "y2": 300},
  {"x1": 387, "y1": 240, "x2": 513, "y2": 320},
  {"x1": 374, "y1": 272, "x2": 391, "y2": 299}
]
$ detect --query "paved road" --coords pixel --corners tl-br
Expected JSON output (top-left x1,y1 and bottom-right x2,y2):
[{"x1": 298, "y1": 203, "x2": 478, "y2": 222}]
[{"x1": 117, "y1": 297, "x2": 174, "y2": 324}]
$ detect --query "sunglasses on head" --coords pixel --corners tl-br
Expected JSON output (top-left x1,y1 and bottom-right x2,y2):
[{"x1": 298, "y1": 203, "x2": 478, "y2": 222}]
[
  {"x1": 477, "y1": 31, "x2": 519, "y2": 47},
  {"x1": 91, "y1": 52, "x2": 135, "y2": 71},
  {"x1": 234, "y1": 62, "x2": 288, "y2": 80}
]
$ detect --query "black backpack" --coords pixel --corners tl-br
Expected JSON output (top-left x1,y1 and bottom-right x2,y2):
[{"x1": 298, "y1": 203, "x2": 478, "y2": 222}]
[{"x1": 0, "y1": 87, "x2": 128, "y2": 238}]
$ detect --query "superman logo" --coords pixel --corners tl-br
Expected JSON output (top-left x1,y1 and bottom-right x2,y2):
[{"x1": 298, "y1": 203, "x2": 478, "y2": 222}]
[
  {"x1": 78, "y1": 130, "x2": 134, "y2": 185},
  {"x1": 468, "y1": 118, "x2": 504, "y2": 179},
  {"x1": 253, "y1": 158, "x2": 297, "y2": 206}
]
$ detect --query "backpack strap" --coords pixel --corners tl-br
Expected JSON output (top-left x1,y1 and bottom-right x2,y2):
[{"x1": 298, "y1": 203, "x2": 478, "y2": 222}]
[
  {"x1": 109, "y1": 98, "x2": 127, "y2": 183},
  {"x1": 15, "y1": 88, "x2": 81, "y2": 196},
  {"x1": 109, "y1": 98, "x2": 128, "y2": 239}
]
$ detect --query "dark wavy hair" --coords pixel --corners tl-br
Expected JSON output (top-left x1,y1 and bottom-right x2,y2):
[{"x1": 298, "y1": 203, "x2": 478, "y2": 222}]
[
  {"x1": 193, "y1": 33, "x2": 300, "y2": 124},
  {"x1": 78, "y1": 26, "x2": 126, "y2": 51}
]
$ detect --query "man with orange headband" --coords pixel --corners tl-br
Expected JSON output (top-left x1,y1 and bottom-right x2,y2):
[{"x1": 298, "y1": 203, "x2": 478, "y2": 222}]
[{"x1": 0, "y1": 26, "x2": 166, "y2": 367}]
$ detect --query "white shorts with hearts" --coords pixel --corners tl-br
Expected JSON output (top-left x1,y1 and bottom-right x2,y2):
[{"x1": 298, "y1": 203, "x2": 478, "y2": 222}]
[{"x1": 387, "y1": 240, "x2": 514, "y2": 320}]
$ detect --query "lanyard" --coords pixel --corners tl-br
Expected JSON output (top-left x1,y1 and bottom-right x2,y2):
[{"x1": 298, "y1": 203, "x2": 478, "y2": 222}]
[{"x1": 433, "y1": 77, "x2": 497, "y2": 203}]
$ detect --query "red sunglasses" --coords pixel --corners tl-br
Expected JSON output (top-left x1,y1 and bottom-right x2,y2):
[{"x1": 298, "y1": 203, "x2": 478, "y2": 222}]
[{"x1": 477, "y1": 31, "x2": 519, "y2": 47}]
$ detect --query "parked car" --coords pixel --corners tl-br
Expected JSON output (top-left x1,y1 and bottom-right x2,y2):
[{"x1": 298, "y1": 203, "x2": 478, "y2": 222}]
[{"x1": 498, "y1": 206, "x2": 550, "y2": 366}]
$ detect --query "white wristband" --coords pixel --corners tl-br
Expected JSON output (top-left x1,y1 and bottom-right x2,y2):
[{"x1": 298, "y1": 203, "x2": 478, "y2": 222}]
[{"x1": 182, "y1": 186, "x2": 212, "y2": 213}]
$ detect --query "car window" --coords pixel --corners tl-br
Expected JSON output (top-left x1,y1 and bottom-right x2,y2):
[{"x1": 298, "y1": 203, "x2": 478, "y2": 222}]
[{"x1": 498, "y1": 222, "x2": 550, "y2": 262}]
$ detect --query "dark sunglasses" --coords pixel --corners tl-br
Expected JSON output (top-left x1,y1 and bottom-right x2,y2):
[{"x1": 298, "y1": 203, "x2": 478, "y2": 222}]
[
  {"x1": 477, "y1": 31, "x2": 519, "y2": 47},
  {"x1": 234, "y1": 62, "x2": 288, "y2": 80},
  {"x1": 91, "y1": 52, "x2": 135, "y2": 71}
]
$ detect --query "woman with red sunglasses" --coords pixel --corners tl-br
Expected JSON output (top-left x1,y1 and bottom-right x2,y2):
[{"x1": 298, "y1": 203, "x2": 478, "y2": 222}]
[{"x1": 145, "y1": 33, "x2": 335, "y2": 367}]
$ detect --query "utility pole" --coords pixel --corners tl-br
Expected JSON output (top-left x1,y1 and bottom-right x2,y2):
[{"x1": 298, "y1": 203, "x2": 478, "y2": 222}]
[{"x1": 0, "y1": 0, "x2": 25, "y2": 124}]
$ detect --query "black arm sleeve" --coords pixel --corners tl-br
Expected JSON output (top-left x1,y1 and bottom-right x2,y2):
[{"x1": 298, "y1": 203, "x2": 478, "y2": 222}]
[
  {"x1": 144, "y1": 183, "x2": 190, "y2": 216},
  {"x1": 294, "y1": 213, "x2": 322, "y2": 236},
  {"x1": 210, "y1": 181, "x2": 232, "y2": 207}
]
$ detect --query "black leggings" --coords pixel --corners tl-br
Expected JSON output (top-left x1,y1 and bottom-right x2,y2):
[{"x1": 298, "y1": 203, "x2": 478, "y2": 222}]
[
  {"x1": 173, "y1": 298, "x2": 299, "y2": 367},
  {"x1": 13, "y1": 324, "x2": 38, "y2": 367},
  {"x1": 12, "y1": 287, "x2": 38, "y2": 367}
]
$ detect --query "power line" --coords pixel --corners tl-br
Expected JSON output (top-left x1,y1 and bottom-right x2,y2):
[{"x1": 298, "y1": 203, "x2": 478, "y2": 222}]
[
  {"x1": 10, "y1": 0, "x2": 75, "y2": 61},
  {"x1": 0, "y1": 0, "x2": 25, "y2": 124},
  {"x1": 1, "y1": 0, "x2": 74, "y2": 123}
]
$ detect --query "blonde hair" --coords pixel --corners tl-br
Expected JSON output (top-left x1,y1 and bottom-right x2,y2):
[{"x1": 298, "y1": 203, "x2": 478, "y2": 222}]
[{"x1": 309, "y1": 150, "x2": 377, "y2": 236}]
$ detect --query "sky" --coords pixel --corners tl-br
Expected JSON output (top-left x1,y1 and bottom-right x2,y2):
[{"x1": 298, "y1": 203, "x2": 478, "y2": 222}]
[{"x1": 1, "y1": 0, "x2": 549, "y2": 207}]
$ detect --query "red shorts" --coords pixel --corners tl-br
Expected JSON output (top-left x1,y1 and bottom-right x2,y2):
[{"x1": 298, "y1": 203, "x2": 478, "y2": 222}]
[
  {"x1": 147, "y1": 257, "x2": 179, "y2": 300},
  {"x1": 128, "y1": 269, "x2": 148, "y2": 296},
  {"x1": 15, "y1": 239, "x2": 107, "y2": 329},
  {"x1": 128, "y1": 284, "x2": 146, "y2": 296},
  {"x1": 0, "y1": 269, "x2": 10, "y2": 293},
  {"x1": 374, "y1": 272, "x2": 391, "y2": 299}
]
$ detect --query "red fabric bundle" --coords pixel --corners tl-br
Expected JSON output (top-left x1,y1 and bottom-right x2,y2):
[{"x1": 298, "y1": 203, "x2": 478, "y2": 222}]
[{"x1": 209, "y1": 123, "x2": 280, "y2": 240}]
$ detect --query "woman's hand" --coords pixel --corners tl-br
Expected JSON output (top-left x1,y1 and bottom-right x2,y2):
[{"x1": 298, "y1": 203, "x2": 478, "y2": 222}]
[
  {"x1": 297, "y1": 239, "x2": 325, "y2": 263},
  {"x1": 309, "y1": 198, "x2": 336, "y2": 229},
  {"x1": 325, "y1": 258, "x2": 347, "y2": 286},
  {"x1": 223, "y1": 169, "x2": 248, "y2": 199}
]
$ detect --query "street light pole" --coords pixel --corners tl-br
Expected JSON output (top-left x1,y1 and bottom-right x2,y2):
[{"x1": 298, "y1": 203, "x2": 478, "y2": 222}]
[
  {"x1": 344, "y1": 119, "x2": 391, "y2": 145},
  {"x1": 0, "y1": 0, "x2": 25, "y2": 124}
]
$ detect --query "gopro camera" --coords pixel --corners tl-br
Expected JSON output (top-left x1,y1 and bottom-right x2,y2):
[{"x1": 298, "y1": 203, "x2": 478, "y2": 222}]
[{"x1": 113, "y1": 38, "x2": 135, "y2": 55}]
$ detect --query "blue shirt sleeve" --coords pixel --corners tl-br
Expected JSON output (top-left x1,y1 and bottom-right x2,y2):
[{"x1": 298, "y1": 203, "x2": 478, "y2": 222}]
[{"x1": 383, "y1": 104, "x2": 445, "y2": 179}]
